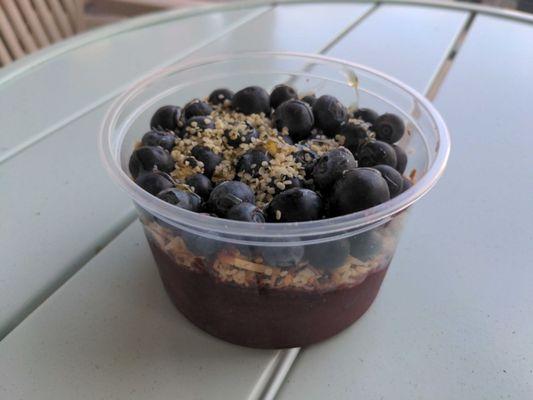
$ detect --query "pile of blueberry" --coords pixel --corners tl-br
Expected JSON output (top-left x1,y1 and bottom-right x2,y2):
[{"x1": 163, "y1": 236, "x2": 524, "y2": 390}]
[{"x1": 129, "y1": 84, "x2": 412, "y2": 225}]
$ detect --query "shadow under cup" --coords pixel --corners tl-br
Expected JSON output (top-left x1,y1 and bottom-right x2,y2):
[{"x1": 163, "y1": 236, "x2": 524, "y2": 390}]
[{"x1": 100, "y1": 53, "x2": 450, "y2": 348}]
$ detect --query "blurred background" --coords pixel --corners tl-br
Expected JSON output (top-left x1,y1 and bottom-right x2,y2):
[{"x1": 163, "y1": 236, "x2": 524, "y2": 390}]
[{"x1": 0, "y1": 0, "x2": 531, "y2": 67}]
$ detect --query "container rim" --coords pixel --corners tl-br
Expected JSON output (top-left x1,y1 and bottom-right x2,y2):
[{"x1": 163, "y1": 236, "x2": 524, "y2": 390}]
[{"x1": 99, "y1": 51, "x2": 450, "y2": 238}]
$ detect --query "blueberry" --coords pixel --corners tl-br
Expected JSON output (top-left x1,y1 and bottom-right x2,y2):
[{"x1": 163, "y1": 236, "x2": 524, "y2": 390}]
[
  {"x1": 329, "y1": 168, "x2": 390, "y2": 216},
  {"x1": 224, "y1": 123, "x2": 259, "y2": 148},
  {"x1": 303, "y1": 179, "x2": 317, "y2": 192},
  {"x1": 227, "y1": 202, "x2": 265, "y2": 222},
  {"x1": 232, "y1": 86, "x2": 271, "y2": 115},
  {"x1": 374, "y1": 113, "x2": 405, "y2": 143},
  {"x1": 181, "y1": 230, "x2": 223, "y2": 259},
  {"x1": 259, "y1": 245, "x2": 304, "y2": 269},
  {"x1": 185, "y1": 173, "x2": 213, "y2": 201},
  {"x1": 207, "y1": 181, "x2": 255, "y2": 217},
  {"x1": 301, "y1": 94, "x2": 317, "y2": 107},
  {"x1": 135, "y1": 171, "x2": 174, "y2": 195},
  {"x1": 312, "y1": 95, "x2": 348, "y2": 137},
  {"x1": 312, "y1": 147, "x2": 357, "y2": 192},
  {"x1": 393, "y1": 144, "x2": 407, "y2": 174},
  {"x1": 350, "y1": 229, "x2": 383, "y2": 262},
  {"x1": 184, "y1": 157, "x2": 199, "y2": 168},
  {"x1": 129, "y1": 146, "x2": 175, "y2": 178},
  {"x1": 270, "y1": 84, "x2": 298, "y2": 109},
  {"x1": 305, "y1": 239, "x2": 350, "y2": 271},
  {"x1": 236, "y1": 149, "x2": 271, "y2": 178},
  {"x1": 150, "y1": 105, "x2": 181, "y2": 132},
  {"x1": 141, "y1": 130, "x2": 176, "y2": 152},
  {"x1": 208, "y1": 88, "x2": 234, "y2": 105},
  {"x1": 339, "y1": 122, "x2": 371, "y2": 157},
  {"x1": 402, "y1": 176, "x2": 413, "y2": 192},
  {"x1": 372, "y1": 164, "x2": 403, "y2": 198},
  {"x1": 352, "y1": 108, "x2": 378, "y2": 126},
  {"x1": 157, "y1": 188, "x2": 202, "y2": 212},
  {"x1": 190, "y1": 145, "x2": 222, "y2": 178},
  {"x1": 185, "y1": 116, "x2": 215, "y2": 132},
  {"x1": 183, "y1": 99, "x2": 212, "y2": 120},
  {"x1": 358, "y1": 140, "x2": 397, "y2": 168},
  {"x1": 273, "y1": 99, "x2": 314, "y2": 142},
  {"x1": 266, "y1": 188, "x2": 323, "y2": 222},
  {"x1": 293, "y1": 146, "x2": 318, "y2": 178}
]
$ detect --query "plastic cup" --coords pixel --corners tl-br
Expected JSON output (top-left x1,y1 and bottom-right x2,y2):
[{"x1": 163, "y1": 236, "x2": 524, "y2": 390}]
[{"x1": 100, "y1": 52, "x2": 450, "y2": 348}]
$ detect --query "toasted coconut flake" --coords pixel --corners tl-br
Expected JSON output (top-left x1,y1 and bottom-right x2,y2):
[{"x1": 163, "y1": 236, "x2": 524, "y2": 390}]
[
  {"x1": 218, "y1": 253, "x2": 279, "y2": 276},
  {"x1": 409, "y1": 169, "x2": 417, "y2": 182}
]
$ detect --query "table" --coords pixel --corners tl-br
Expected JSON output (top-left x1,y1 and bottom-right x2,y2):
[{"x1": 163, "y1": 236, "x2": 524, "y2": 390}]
[{"x1": 0, "y1": 1, "x2": 532, "y2": 399}]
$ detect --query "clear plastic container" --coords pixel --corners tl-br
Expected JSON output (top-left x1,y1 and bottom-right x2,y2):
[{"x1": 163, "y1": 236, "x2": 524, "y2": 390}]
[{"x1": 100, "y1": 52, "x2": 450, "y2": 348}]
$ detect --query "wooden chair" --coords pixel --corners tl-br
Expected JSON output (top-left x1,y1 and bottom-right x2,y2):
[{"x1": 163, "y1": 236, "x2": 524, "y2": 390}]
[
  {"x1": 86, "y1": 0, "x2": 214, "y2": 18},
  {"x1": 83, "y1": 0, "x2": 217, "y2": 28},
  {"x1": 0, "y1": 0, "x2": 85, "y2": 67}
]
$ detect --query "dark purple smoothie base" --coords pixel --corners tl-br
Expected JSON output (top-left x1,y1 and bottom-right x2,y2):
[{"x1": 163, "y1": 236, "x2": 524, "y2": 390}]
[{"x1": 148, "y1": 238, "x2": 389, "y2": 349}]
